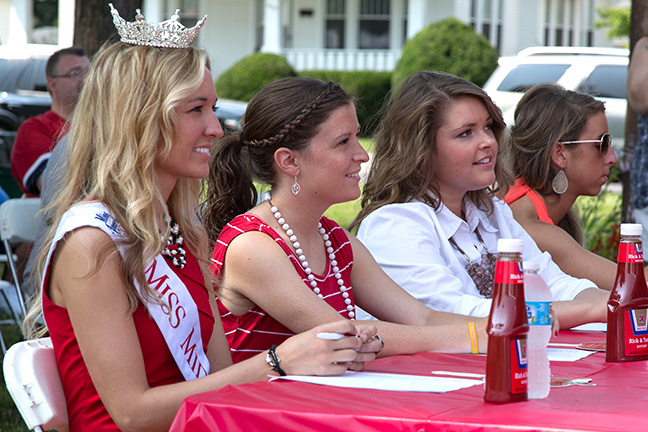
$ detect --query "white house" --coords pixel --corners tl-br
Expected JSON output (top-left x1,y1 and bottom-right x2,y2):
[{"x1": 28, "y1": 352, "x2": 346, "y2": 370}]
[{"x1": 2, "y1": 0, "x2": 626, "y2": 79}]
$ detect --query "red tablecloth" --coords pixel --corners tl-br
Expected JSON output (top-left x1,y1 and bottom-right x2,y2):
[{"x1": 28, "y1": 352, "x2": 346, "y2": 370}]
[{"x1": 171, "y1": 330, "x2": 648, "y2": 431}]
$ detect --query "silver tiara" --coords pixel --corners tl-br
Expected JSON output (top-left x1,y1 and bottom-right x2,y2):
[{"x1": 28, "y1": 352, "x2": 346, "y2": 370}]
[{"x1": 108, "y1": 3, "x2": 207, "y2": 49}]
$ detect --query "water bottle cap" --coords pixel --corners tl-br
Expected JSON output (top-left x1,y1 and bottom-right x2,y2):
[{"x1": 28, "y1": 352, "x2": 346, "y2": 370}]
[
  {"x1": 497, "y1": 238, "x2": 523, "y2": 253},
  {"x1": 523, "y1": 261, "x2": 540, "y2": 272},
  {"x1": 620, "y1": 223, "x2": 642, "y2": 237}
]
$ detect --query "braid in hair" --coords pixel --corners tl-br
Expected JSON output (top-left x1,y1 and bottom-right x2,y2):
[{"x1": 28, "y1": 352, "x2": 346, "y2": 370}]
[
  {"x1": 244, "y1": 82, "x2": 338, "y2": 149},
  {"x1": 203, "y1": 77, "x2": 352, "y2": 242}
]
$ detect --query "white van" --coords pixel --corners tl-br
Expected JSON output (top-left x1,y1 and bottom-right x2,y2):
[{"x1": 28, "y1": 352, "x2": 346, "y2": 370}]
[{"x1": 482, "y1": 47, "x2": 628, "y2": 149}]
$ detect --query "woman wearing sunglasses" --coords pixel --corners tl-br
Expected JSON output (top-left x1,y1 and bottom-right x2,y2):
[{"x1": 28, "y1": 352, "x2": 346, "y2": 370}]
[{"x1": 505, "y1": 83, "x2": 627, "y2": 291}]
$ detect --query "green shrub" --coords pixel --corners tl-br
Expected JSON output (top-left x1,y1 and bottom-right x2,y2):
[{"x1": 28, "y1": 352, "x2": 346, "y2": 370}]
[
  {"x1": 299, "y1": 70, "x2": 391, "y2": 136},
  {"x1": 392, "y1": 17, "x2": 499, "y2": 88},
  {"x1": 215, "y1": 53, "x2": 297, "y2": 102},
  {"x1": 579, "y1": 189, "x2": 622, "y2": 262}
]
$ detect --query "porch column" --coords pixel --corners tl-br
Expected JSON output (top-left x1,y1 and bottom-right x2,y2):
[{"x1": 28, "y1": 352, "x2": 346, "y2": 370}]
[
  {"x1": 58, "y1": 0, "x2": 75, "y2": 46},
  {"x1": 8, "y1": 0, "x2": 31, "y2": 44},
  {"x1": 407, "y1": 0, "x2": 427, "y2": 39},
  {"x1": 142, "y1": 0, "x2": 164, "y2": 24},
  {"x1": 261, "y1": 0, "x2": 282, "y2": 53}
]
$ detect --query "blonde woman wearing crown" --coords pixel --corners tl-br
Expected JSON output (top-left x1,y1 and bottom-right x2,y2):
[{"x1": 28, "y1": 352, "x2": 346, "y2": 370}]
[{"x1": 23, "y1": 6, "x2": 380, "y2": 431}]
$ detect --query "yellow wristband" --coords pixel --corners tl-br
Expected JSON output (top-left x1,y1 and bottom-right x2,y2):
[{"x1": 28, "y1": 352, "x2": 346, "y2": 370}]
[{"x1": 468, "y1": 322, "x2": 479, "y2": 354}]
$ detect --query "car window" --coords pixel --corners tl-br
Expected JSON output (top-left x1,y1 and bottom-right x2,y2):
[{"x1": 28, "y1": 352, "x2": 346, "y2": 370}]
[
  {"x1": 496, "y1": 64, "x2": 570, "y2": 92},
  {"x1": 0, "y1": 59, "x2": 26, "y2": 91},
  {"x1": 0, "y1": 58, "x2": 47, "y2": 92},
  {"x1": 34, "y1": 59, "x2": 48, "y2": 92},
  {"x1": 577, "y1": 65, "x2": 627, "y2": 99}
]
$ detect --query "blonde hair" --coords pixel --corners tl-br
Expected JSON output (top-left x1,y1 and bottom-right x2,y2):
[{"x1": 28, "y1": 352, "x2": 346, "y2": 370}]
[
  {"x1": 25, "y1": 42, "x2": 212, "y2": 338},
  {"x1": 352, "y1": 71, "x2": 512, "y2": 228},
  {"x1": 508, "y1": 83, "x2": 605, "y2": 244}
]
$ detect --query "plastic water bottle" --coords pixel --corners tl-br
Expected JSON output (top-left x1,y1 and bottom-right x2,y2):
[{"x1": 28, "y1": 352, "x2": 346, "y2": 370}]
[{"x1": 523, "y1": 261, "x2": 551, "y2": 399}]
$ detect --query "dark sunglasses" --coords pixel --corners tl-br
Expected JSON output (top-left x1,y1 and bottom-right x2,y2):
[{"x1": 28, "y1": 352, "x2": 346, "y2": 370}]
[{"x1": 561, "y1": 133, "x2": 612, "y2": 155}]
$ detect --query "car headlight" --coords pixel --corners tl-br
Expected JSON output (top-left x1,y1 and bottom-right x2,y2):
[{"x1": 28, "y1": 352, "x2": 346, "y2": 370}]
[{"x1": 223, "y1": 118, "x2": 241, "y2": 130}]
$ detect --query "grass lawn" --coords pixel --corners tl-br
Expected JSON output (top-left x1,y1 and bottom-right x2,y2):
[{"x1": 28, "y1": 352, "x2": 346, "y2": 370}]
[{"x1": 0, "y1": 323, "x2": 29, "y2": 432}]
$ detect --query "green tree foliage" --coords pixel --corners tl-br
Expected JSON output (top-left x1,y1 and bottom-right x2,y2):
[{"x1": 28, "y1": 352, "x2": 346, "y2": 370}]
[
  {"x1": 392, "y1": 17, "x2": 499, "y2": 88},
  {"x1": 595, "y1": 6, "x2": 630, "y2": 40},
  {"x1": 215, "y1": 52, "x2": 297, "y2": 102},
  {"x1": 299, "y1": 70, "x2": 391, "y2": 136}
]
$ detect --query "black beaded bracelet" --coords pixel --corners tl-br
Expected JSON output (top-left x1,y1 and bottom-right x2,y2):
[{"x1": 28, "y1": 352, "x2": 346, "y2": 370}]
[{"x1": 266, "y1": 344, "x2": 286, "y2": 376}]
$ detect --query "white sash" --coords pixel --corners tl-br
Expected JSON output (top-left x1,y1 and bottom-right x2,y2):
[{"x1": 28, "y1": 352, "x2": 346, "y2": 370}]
[{"x1": 43, "y1": 202, "x2": 210, "y2": 381}]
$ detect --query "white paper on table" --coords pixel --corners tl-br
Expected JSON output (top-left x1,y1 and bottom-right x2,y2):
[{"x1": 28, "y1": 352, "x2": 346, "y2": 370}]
[
  {"x1": 570, "y1": 322, "x2": 607, "y2": 332},
  {"x1": 548, "y1": 348, "x2": 596, "y2": 362},
  {"x1": 269, "y1": 371, "x2": 483, "y2": 393}
]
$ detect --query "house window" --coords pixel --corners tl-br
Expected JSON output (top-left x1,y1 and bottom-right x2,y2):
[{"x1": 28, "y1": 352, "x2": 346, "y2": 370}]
[
  {"x1": 544, "y1": 0, "x2": 583, "y2": 46},
  {"x1": 403, "y1": 0, "x2": 408, "y2": 45},
  {"x1": 326, "y1": 0, "x2": 345, "y2": 49},
  {"x1": 178, "y1": 0, "x2": 199, "y2": 28},
  {"x1": 586, "y1": 0, "x2": 594, "y2": 46},
  {"x1": 469, "y1": 0, "x2": 502, "y2": 51},
  {"x1": 359, "y1": 0, "x2": 390, "y2": 49}
]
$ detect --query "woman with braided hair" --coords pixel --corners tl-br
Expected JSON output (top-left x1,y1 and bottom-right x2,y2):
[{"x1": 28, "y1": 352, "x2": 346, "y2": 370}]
[{"x1": 202, "y1": 76, "x2": 490, "y2": 362}]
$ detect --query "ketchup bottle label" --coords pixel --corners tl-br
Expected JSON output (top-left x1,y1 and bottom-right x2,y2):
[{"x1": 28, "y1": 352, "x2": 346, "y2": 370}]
[
  {"x1": 510, "y1": 338, "x2": 528, "y2": 394},
  {"x1": 623, "y1": 309, "x2": 648, "y2": 356},
  {"x1": 618, "y1": 243, "x2": 644, "y2": 264},
  {"x1": 494, "y1": 261, "x2": 524, "y2": 285}
]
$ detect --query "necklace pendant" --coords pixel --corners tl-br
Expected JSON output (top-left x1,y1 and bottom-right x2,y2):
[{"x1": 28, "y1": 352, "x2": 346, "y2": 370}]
[{"x1": 162, "y1": 219, "x2": 187, "y2": 268}]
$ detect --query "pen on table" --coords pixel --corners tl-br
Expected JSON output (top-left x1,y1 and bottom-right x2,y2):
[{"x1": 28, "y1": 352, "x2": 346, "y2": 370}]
[
  {"x1": 316, "y1": 332, "x2": 347, "y2": 340},
  {"x1": 431, "y1": 370, "x2": 485, "y2": 379}
]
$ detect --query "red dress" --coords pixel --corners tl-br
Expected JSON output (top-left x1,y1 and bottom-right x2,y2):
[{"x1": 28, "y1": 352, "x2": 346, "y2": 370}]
[
  {"x1": 505, "y1": 178, "x2": 554, "y2": 225},
  {"x1": 42, "y1": 207, "x2": 214, "y2": 431},
  {"x1": 11, "y1": 110, "x2": 67, "y2": 196},
  {"x1": 211, "y1": 214, "x2": 355, "y2": 363}
]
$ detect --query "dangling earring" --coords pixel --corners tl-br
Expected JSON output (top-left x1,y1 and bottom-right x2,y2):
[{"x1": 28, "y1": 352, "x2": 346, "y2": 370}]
[
  {"x1": 552, "y1": 170, "x2": 568, "y2": 194},
  {"x1": 291, "y1": 176, "x2": 301, "y2": 195}
]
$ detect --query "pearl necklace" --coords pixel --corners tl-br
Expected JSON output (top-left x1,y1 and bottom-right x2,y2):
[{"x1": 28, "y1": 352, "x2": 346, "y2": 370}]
[
  {"x1": 267, "y1": 197, "x2": 354, "y2": 319},
  {"x1": 161, "y1": 219, "x2": 186, "y2": 268}
]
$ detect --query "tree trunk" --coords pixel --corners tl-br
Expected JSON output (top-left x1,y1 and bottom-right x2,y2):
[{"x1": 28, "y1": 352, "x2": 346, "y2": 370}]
[
  {"x1": 73, "y1": 0, "x2": 144, "y2": 57},
  {"x1": 625, "y1": 1, "x2": 648, "y2": 221}
]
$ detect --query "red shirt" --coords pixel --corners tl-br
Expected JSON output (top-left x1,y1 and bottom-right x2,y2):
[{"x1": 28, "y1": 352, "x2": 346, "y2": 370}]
[
  {"x1": 11, "y1": 110, "x2": 67, "y2": 196},
  {"x1": 43, "y1": 214, "x2": 214, "y2": 431},
  {"x1": 505, "y1": 178, "x2": 554, "y2": 225},
  {"x1": 211, "y1": 214, "x2": 355, "y2": 363}
]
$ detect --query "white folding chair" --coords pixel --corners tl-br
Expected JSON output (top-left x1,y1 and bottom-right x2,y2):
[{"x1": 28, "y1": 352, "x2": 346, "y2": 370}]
[
  {"x1": 3, "y1": 337, "x2": 68, "y2": 431},
  {"x1": 0, "y1": 198, "x2": 41, "y2": 322}
]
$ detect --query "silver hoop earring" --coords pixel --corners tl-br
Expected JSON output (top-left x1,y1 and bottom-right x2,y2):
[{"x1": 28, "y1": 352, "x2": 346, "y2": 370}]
[
  {"x1": 291, "y1": 176, "x2": 301, "y2": 195},
  {"x1": 552, "y1": 170, "x2": 568, "y2": 194}
]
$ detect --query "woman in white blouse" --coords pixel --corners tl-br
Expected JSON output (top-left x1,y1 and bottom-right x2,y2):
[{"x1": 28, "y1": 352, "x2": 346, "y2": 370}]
[{"x1": 352, "y1": 71, "x2": 607, "y2": 329}]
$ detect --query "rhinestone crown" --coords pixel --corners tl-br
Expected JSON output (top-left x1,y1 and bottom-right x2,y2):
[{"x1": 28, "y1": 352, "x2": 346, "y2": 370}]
[{"x1": 109, "y1": 3, "x2": 207, "y2": 49}]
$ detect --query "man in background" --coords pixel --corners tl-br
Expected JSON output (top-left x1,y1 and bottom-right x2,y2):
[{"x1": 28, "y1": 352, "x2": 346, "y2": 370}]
[{"x1": 10, "y1": 46, "x2": 89, "y2": 197}]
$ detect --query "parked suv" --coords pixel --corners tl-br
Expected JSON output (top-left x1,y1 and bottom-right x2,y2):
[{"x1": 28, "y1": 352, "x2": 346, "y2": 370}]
[{"x1": 482, "y1": 46, "x2": 628, "y2": 149}]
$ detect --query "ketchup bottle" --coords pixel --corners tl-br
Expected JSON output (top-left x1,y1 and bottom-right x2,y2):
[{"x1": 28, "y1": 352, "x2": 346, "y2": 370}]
[
  {"x1": 606, "y1": 223, "x2": 648, "y2": 362},
  {"x1": 484, "y1": 238, "x2": 529, "y2": 403}
]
